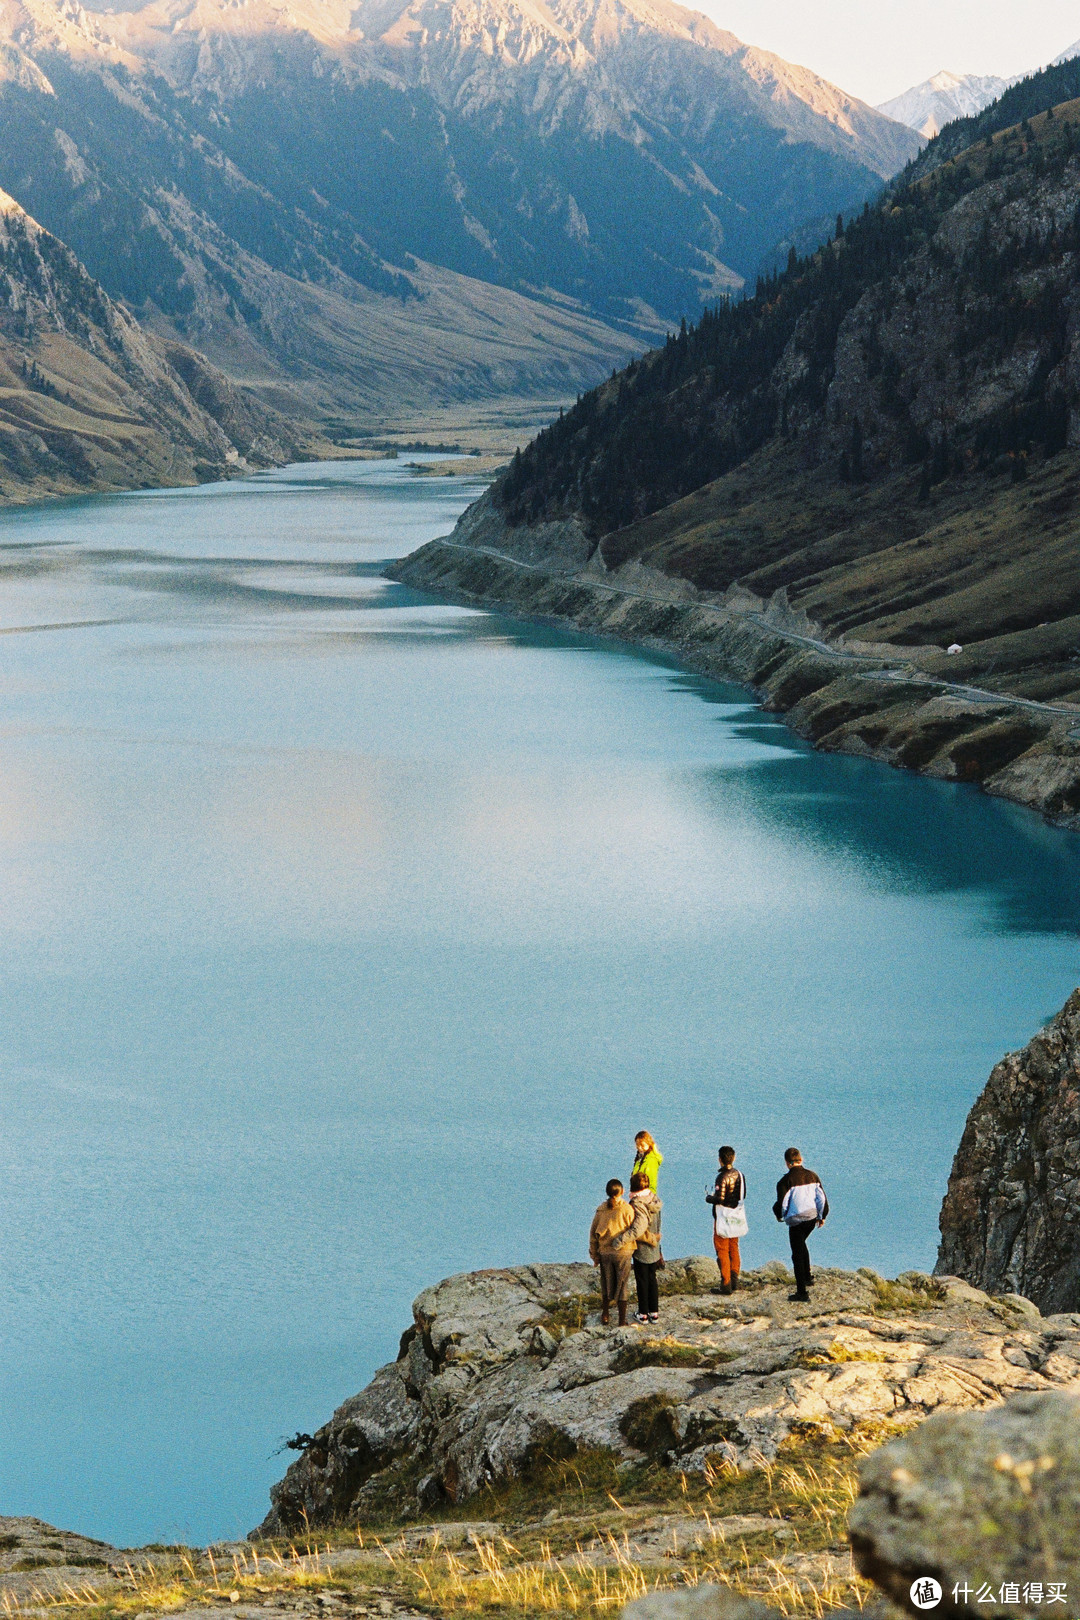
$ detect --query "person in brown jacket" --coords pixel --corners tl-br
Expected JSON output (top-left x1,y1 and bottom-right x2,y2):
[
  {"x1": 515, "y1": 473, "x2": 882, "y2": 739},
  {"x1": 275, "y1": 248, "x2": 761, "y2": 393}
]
[{"x1": 589, "y1": 1178, "x2": 647, "y2": 1325}]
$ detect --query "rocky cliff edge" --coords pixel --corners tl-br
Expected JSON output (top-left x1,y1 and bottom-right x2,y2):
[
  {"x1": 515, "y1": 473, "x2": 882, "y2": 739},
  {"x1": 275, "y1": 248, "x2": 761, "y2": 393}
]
[{"x1": 256, "y1": 1258, "x2": 1080, "y2": 1536}]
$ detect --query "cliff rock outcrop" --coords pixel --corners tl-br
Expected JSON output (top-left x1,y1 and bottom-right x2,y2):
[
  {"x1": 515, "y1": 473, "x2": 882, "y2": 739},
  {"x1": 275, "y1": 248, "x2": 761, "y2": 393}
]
[
  {"x1": 256, "y1": 1260, "x2": 1080, "y2": 1535},
  {"x1": 937, "y1": 990, "x2": 1080, "y2": 1314}
]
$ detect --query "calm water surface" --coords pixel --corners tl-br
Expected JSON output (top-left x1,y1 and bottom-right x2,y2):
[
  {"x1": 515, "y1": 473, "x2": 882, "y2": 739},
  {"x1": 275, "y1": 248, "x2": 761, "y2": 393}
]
[{"x1": 0, "y1": 457, "x2": 1078, "y2": 1545}]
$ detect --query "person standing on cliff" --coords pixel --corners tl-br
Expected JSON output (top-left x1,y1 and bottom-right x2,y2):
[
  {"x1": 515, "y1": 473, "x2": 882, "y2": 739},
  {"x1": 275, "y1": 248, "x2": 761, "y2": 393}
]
[
  {"x1": 706, "y1": 1145, "x2": 747, "y2": 1294},
  {"x1": 773, "y1": 1148, "x2": 828, "y2": 1303},
  {"x1": 629, "y1": 1171, "x2": 663, "y2": 1323},
  {"x1": 589, "y1": 1178, "x2": 646, "y2": 1326},
  {"x1": 632, "y1": 1131, "x2": 663, "y2": 1192}
]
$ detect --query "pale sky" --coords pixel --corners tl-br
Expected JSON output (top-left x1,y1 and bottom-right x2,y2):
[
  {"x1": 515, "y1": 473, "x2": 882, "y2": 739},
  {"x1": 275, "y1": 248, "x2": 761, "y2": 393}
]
[{"x1": 700, "y1": 1, "x2": 1080, "y2": 107}]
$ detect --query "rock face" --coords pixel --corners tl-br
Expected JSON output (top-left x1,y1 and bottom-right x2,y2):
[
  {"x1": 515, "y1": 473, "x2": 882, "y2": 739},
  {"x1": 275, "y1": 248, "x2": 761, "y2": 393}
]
[
  {"x1": 937, "y1": 991, "x2": 1080, "y2": 1314},
  {"x1": 623, "y1": 1589, "x2": 773, "y2": 1620},
  {"x1": 850, "y1": 1390, "x2": 1080, "y2": 1613},
  {"x1": 256, "y1": 1259, "x2": 1080, "y2": 1534}
]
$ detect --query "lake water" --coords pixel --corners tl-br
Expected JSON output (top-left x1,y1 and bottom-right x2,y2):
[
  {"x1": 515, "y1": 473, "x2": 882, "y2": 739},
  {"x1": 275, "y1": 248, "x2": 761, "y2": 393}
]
[{"x1": 0, "y1": 456, "x2": 1078, "y2": 1547}]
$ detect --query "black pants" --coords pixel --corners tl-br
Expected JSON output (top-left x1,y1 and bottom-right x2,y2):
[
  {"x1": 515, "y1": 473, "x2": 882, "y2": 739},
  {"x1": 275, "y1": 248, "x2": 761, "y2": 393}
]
[
  {"x1": 633, "y1": 1258, "x2": 659, "y2": 1315},
  {"x1": 787, "y1": 1221, "x2": 817, "y2": 1291}
]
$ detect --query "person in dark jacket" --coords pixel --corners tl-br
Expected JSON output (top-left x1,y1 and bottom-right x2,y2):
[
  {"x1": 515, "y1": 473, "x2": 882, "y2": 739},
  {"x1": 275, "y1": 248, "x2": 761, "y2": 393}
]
[
  {"x1": 773, "y1": 1147, "x2": 828, "y2": 1303},
  {"x1": 706, "y1": 1146, "x2": 747, "y2": 1294}
]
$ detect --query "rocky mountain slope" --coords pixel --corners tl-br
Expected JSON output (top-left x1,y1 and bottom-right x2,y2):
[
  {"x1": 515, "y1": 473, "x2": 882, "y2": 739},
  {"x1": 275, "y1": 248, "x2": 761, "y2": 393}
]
[
  {"x1": 0, "y1": 182, "x2": 296, "y2": 497},
  {"x1": 937, "y1": 989, "x2": 1080, "y2": 1315},
  {"x1": 0, "y1": 0, "x2": 920, "y2": 420},
  {"x1": 258, "y1": 1258, "x2": 1080, "y2": 1533},
  {"x1": 877, "y1": 70, "x2": 1012, "y2": 139},
  {"x1": 394, "y1": 65, "x2": 1080, "y2": 827}
]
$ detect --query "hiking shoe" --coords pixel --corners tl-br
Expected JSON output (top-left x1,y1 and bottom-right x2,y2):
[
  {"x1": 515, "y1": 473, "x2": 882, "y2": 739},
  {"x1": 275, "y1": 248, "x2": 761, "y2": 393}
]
[
  {"x1": 719, "y1": 1283, "x2": 732, "y2": 1295},
  {"x1": 600, "y1": 1310, "x2": 610, "y2": 1325},
  {"x1": 635, "y1": 1313, "x2": 648, "y2": 1323},
  {"x1": 648, "y1": 1313, "x2": 659, "y2": 1322},
  {"x1": 806, "y1": 1274, "x2": 815, "y2": 1286},
  {"x1": 789, "y1": 1291, "x2": 811, "y2": 1303},
  {"x1": 731, "y1": 1274, "x2": 740, "y2": 1291}
]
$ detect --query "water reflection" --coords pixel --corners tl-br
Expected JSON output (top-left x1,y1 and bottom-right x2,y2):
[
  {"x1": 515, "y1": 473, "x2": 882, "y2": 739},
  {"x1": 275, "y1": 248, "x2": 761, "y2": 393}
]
[{"x1": 704, "y1": 727, "x2": 1080, "y2": 937}]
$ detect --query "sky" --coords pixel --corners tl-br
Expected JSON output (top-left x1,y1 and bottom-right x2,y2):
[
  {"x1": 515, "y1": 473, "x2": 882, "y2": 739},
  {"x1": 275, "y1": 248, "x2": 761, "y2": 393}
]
[{"x1": 702, "y1": 1, "x2": 1080, "y2": 107}]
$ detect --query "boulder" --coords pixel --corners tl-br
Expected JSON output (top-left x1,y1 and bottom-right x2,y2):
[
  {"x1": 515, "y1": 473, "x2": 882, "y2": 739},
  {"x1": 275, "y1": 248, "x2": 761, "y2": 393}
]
[
  {"x1": 936, "y1": 989, "x2": 1080, "y2": 1312},
  {"x1": 850, "y1": 1390, "x2": 1080, "y2": 1614}
]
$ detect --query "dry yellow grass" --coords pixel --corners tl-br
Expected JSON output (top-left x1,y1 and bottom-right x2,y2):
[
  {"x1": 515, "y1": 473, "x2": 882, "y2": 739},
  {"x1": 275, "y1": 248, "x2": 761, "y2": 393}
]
[{"x1": 0, "y1": 1432, "x2": 888, "y2": 1620}]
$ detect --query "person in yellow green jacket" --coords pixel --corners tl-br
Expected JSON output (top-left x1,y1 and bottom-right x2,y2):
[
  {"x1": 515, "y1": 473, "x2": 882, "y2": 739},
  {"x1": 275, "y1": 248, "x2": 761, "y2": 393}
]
[{"x1": 632, "y1": 1131, "x2": 663, "y2": 1192}]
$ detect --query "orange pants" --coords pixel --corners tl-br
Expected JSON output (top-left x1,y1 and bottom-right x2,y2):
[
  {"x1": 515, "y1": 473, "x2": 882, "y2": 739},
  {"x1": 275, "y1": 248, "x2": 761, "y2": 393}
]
[{"x1": 714, "y1": 1234, "x2": 741, "y2": 1285}]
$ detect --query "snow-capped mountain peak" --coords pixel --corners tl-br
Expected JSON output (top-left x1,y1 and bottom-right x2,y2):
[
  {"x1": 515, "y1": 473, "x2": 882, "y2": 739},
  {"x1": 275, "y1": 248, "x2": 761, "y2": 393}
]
[{"x1": 877, "y1": 68, "x2": 1012, "y2": 139}]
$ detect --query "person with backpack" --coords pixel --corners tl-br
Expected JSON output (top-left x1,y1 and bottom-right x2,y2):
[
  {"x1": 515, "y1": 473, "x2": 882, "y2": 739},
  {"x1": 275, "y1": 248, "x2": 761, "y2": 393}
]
[
  {"x1": 632, "y1": 1131, "x2": 662, "y2": 1192},
  {"x1": 773, "y1": 1147, "x2": 828, "y2": 1303},
  {"x1": 706, "y1": 1145, "x2": 747, "y2": 1294},
  {"x1": 628, "y1": 1171, "x2": 662, "y2": 1323}
]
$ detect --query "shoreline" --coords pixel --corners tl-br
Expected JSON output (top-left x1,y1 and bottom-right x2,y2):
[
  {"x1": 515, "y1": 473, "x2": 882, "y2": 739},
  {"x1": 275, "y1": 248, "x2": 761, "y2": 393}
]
[{"x1": 389, "y1": 526, "x2": 1080, "y2": 835}]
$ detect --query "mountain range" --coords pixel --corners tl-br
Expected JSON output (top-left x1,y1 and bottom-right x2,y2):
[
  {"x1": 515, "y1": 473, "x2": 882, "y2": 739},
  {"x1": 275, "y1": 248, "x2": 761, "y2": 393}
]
[{"x1": 0, "y1": 0, "x2": 921, "y2": 428}]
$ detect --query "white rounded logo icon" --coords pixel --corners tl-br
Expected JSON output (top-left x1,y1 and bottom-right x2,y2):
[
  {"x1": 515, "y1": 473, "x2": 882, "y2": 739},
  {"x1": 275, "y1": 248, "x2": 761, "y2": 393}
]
[{"x1": 910, "y1": 1579, "x2": 942, "y2": 1610}]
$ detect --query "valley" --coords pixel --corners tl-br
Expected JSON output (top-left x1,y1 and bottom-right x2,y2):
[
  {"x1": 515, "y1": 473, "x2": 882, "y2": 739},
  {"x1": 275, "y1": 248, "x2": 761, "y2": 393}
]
[{"x1": 395, "y1": 72, "x2": 1080, "y2": 829}]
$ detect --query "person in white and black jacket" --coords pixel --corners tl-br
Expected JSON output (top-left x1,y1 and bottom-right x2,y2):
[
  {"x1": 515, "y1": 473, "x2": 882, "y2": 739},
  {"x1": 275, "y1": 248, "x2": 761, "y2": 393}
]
[{"x1": 773, "y1": 1148, "x2": 828, "y2": 1302}]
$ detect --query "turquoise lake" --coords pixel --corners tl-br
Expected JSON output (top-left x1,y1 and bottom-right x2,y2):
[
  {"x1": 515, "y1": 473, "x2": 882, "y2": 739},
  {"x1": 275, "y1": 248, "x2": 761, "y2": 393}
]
[{"x1": 0, "y1": 456, "x2": 1078, "y2": 1545}]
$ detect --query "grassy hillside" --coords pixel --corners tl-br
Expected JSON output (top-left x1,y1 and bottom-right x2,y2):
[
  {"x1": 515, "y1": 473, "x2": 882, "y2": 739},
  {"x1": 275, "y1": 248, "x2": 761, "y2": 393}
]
[{"x1": 909, "y1": 55, "x2": 1080, "y2": 171}]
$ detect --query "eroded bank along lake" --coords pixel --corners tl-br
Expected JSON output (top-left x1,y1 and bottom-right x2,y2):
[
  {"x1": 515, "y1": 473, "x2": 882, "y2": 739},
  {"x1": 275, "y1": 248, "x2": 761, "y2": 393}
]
[{"x1": 1, "y1": 457, "x2": 1078, "y2": 1545}]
